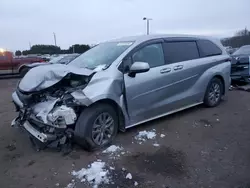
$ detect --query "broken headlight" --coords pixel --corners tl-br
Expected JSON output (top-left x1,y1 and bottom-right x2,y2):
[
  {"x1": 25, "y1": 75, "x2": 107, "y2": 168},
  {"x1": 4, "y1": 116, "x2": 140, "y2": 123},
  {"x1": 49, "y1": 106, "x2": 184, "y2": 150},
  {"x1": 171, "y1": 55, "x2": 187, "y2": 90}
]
[
  {"x1": 70, "y1": 80, "x2": 81, "y2": 87},
  {"x1": 63, "y1": 93, "x2": 76, "y2": 107}
]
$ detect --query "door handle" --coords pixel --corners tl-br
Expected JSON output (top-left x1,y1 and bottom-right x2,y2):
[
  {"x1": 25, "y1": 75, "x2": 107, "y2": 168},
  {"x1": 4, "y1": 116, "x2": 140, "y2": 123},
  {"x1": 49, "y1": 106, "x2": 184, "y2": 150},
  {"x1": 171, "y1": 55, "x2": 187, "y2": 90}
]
[
  {"x1": 160, "y1": 68, "x2": 171, "y2": 74},
  {"x1": 173, "y1": 65, "x2": 183, "y2": 70}
]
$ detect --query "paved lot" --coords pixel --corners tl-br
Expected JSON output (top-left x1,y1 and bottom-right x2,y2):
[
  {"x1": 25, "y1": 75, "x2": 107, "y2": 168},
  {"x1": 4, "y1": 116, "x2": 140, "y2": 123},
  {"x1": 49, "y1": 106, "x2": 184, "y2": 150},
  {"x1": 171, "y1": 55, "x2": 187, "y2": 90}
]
[{"x1": 1, "y1": 78, "x2": 250, "y2": 188}]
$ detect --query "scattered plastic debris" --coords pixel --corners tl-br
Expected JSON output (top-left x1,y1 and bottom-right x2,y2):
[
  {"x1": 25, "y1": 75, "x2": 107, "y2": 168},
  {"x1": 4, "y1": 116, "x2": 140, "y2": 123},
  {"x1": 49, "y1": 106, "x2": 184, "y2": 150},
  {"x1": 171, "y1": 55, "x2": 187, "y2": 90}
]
[
  {"x1": 71, "y1": 161, "x2": 110, "y2": 188},
  {"x1": 229, "y1": 85, "x2": 235, "y2": 90},
  {"x1": 135, "y1": 130, "x2": 156, "y2": 141},
  {"x1": 134, "y1": 181, "x2": 138, "y2": 186},
  {"x1": 55, "y1": 183, "x2": 60, "y2": 186},
  {"x1": 126, "y1": 173, "x2": 132, "y2": 179},
  {"x1": 122, "y1": 167, "x2": 126, "y2": 171},
  {"x1": 160, "y1": 134, "x2": 165, "y2": 138}
]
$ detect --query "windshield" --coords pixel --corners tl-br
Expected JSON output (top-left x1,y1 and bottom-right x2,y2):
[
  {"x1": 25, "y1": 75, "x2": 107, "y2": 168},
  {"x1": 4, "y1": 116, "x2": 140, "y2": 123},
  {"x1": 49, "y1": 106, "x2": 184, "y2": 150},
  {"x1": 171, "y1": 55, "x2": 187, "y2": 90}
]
[
  {"x1": 68, "y1": 41, "x2": 133, "y2": 69},
  {"x1": 233, "y1": 45, "x2": 250, "y2": 55}
]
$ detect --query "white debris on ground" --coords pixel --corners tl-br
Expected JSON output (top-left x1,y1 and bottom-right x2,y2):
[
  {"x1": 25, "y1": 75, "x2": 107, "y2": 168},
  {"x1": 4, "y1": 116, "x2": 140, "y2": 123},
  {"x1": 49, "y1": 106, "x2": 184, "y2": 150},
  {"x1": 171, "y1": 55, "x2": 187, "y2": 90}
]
[
  {"x1": 134, "y1": 181, "x2": 138, "y2": 186},
  {"x1": 65, "y1": 182, "x2": 75, "y2": 188},
  {"x1": 71, "y1": 161, "x2": 110, "y2": 188},
  {"x1": 102, "y1": 145, "x2": 123, "y2": 154},
  {"x1": 153, "y1": 143, "x2": 160, "y2": 147},
  {"x1": 102, "y1": 145, "x2": 125, "y2": 159},
  {"x1": 160, "y1": 134, "x2": 165, "y2": 138},
  {"x1": 125, "y1": 173, "x2": 132, "y2": 179},
  {"x1": 135, "y1": 130, "x2": 156, "y2": 141}
]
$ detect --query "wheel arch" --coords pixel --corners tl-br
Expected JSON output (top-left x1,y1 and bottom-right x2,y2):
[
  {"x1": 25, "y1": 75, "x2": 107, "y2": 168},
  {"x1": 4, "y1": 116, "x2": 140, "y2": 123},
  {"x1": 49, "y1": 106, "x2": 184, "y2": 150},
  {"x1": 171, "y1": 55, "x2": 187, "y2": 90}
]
[
  {"x1": 81, "y1": 98, "x2": 126, "y2": 132},
  {"x1": 213, "y1": 75, "x2": 225, "y2": 95}
]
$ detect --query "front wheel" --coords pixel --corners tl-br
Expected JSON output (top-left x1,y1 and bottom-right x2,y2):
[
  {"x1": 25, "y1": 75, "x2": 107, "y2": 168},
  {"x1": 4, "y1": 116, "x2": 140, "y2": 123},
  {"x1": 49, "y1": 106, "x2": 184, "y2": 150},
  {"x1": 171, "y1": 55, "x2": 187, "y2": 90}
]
[
  {"x1": 74, "y1": 104, "x2": 118, "y2": 151},
  {"x1": 204, "y1": 77, "x2": 223, "y2": 107}
]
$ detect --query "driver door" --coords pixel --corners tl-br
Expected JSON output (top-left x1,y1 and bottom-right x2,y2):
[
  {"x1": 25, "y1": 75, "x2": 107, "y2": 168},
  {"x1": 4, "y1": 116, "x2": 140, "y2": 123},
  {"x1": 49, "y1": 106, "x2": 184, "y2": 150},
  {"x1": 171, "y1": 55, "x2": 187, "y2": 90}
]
[{"x1": 124, "y1": 41, "x2": 169, "y2": 125}]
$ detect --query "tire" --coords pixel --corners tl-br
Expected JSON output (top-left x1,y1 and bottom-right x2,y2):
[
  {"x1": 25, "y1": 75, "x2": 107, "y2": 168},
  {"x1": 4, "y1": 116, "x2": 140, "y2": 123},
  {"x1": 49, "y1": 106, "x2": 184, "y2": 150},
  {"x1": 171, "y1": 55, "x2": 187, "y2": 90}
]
[
  {"x1": 204, "y1": 77, "x2": 223, "y2": 107},
  {"x1": 19, "y1": 67, "x2": 29, "y2": 77},
  {"x1": 74, "y1": 103, "x2": 118, "y2": 151}
]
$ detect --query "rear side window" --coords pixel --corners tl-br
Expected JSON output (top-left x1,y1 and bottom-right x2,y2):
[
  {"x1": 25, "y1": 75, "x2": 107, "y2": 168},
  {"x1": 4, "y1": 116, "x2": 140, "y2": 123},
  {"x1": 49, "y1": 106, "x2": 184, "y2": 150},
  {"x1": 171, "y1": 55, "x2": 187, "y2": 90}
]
[
  {"x1": 163, "y1": 42, "x2": 199, "y2": 64},
  {"x1": 197, "y1": 40, "x2": 222, "y2": 57}
]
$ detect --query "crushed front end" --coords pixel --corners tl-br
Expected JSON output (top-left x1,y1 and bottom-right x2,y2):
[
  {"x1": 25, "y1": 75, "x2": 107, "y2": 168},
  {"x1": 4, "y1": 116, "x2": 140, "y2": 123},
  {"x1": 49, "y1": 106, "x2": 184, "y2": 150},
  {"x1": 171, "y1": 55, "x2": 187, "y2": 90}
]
[{"x1": 11, "y1": 70, "x2": 92, "y2": 150}]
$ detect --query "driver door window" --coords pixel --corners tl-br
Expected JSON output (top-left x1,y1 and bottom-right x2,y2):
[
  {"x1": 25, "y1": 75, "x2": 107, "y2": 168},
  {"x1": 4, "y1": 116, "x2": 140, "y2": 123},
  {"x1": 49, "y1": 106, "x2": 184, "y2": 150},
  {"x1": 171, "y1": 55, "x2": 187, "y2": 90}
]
[{"x1": 132, "y1": 43, "x2": 165, "y2": 68}]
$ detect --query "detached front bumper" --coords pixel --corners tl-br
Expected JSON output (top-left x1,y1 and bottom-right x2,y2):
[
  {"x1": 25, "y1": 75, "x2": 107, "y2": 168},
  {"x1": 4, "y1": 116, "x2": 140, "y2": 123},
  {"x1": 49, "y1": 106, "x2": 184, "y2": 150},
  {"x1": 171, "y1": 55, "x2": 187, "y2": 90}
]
[
  {"x1": 11, "y1": 91, "x2": 76, "y2": 148},
  {"x1": 23, "y1": 121, "x2": 56, "y2": 142}
]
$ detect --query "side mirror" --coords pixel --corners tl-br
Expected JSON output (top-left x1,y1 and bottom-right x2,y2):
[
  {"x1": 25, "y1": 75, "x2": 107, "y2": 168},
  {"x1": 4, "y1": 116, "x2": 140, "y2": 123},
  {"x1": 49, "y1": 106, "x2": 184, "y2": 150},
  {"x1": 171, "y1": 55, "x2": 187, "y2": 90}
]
[{"x1": 128, "y1": 62, "x2": 150, "y2": 77}]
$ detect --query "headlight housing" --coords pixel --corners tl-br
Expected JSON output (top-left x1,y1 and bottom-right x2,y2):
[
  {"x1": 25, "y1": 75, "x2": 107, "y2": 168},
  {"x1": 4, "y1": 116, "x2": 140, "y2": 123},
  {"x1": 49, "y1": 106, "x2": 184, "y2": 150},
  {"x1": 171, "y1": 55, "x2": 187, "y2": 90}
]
[{"x1": 70, "y1": 80, "x2": 81, "y2": 87}]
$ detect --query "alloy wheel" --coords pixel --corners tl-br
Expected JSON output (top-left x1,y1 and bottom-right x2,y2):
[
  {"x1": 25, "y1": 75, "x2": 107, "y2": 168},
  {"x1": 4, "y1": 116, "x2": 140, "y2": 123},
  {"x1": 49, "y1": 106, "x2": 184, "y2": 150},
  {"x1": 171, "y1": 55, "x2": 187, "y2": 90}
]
[
  {"x1": 208, "y1": 82, "x2": 221, "y2": 105},
  {"x1": 92, "y1": 112, "x2": 115, "y2": 146}
]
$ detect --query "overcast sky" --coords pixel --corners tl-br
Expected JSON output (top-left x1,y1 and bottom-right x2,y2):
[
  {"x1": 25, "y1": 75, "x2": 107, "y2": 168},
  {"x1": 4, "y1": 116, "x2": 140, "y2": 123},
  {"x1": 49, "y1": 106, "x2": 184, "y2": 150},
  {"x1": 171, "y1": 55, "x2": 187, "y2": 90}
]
[{"x1": 1, "y1": 0, "x2": 250, "y2": 51}]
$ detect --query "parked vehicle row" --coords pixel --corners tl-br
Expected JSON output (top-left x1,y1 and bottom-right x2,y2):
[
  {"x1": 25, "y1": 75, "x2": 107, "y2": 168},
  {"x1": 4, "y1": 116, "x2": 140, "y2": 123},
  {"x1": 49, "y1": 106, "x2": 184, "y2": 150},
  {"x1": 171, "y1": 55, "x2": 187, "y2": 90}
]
[{"x1": 11, "y1": 34, "x2": 231, "y2": 151}]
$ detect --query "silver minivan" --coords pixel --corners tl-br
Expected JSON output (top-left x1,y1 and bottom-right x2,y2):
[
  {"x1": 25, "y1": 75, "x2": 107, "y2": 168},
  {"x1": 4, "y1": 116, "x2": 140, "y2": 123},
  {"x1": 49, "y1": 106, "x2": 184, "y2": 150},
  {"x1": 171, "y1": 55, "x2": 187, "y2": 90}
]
[{"x1": 12, "y1": 35, "x2": 231, "y2": 150}]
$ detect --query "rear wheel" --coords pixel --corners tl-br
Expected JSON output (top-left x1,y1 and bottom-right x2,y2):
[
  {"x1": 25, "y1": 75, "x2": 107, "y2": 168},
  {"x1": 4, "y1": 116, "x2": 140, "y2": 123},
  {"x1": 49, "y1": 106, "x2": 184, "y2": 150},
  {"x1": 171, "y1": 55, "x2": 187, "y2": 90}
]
[
  {"x1": 204, "y1": 77, "x2": 223, "y2": 107},
  {"x1": 74, "y1": 104, "x2": 118, "y2": 151}
]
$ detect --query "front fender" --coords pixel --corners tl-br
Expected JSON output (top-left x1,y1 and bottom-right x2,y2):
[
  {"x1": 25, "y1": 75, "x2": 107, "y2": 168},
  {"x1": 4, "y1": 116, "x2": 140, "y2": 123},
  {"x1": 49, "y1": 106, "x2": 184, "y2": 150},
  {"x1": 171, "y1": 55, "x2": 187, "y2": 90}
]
[{"x1": 70, "y1": 71, "x2": 130, "y2": 126}]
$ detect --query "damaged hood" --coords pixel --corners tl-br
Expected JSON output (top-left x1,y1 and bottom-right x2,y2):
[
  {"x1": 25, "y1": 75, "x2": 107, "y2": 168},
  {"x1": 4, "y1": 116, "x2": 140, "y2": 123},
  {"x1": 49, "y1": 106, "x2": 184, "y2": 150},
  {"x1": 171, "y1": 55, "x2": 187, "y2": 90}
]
[{"x1": 19, "y1": 64, "x2": 94, "y2": 93}]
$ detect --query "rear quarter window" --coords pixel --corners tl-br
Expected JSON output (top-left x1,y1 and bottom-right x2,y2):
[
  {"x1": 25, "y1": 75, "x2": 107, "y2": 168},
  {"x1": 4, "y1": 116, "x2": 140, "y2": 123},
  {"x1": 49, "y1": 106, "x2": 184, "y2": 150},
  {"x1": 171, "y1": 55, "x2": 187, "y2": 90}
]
[
  {"x1": 197, "y1": 40, "x2": 222, "y2": 57},
  {"x1": 163, "y1": 41, "x2": 199, "y2": 64}
]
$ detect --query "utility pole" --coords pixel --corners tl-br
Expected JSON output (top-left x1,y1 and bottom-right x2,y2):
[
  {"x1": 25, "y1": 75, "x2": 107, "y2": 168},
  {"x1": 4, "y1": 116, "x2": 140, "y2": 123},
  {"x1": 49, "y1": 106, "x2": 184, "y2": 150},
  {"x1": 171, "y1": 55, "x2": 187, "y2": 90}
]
[
  {"x1": 29, "y1": 42, "x2": 31, "y2": 49},
  {"x1": 53, "y1": 32, "x2": 57, "y2": 46},
  {"x1": 143, "y1": 17, "x2": 152, "y2": 35}
]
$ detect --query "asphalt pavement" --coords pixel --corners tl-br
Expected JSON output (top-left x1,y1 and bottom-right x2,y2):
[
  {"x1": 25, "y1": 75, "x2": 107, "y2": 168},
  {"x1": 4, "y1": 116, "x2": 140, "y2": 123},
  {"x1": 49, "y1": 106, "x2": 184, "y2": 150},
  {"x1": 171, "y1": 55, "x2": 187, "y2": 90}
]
[{"x1": 1, "y1": 78, "x2": 250, "y2": 188}]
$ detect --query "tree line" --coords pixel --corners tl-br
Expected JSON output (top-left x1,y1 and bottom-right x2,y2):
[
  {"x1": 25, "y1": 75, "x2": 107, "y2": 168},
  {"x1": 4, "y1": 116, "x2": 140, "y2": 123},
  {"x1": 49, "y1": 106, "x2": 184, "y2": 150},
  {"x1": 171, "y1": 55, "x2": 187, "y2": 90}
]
[
  {"x1": 15, "y1": 44, "x2": 91, "y2": 56},
  {"x1": 221, "y1": 28, "x2": 250, "y2": 48},
  {"x1": 15, "y1": 29, "x2": 250, "y2": 56}
]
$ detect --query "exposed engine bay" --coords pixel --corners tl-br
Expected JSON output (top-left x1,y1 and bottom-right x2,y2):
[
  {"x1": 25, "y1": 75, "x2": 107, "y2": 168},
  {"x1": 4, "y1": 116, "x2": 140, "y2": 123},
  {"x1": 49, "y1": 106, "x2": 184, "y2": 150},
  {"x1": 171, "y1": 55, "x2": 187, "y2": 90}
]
[{"x1": 12, "y1": 70, "x2": 93, "y2": 151}]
